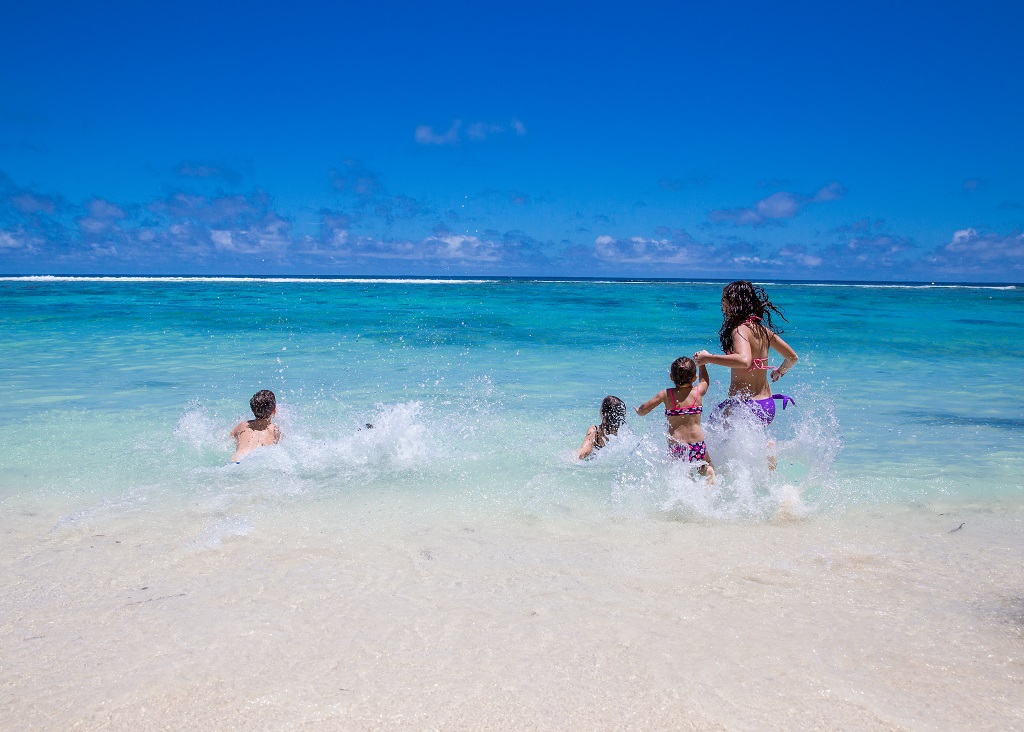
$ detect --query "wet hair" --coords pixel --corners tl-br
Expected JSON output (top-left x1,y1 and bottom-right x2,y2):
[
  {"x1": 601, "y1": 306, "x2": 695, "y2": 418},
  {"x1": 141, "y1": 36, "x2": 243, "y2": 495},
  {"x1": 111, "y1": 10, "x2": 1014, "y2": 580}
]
[
  {"x1": 599, "y1": 395, "x2": 627, "y2": 435},
  {"x1": 670, "y1": 357, "x2": 697, "y2": 387},
  {"x1": 250, "y1": 389, "x2": 276, "y2": 420},
  {"x1": 718, "y1": 280, "x2": 787, "y2": 353}
]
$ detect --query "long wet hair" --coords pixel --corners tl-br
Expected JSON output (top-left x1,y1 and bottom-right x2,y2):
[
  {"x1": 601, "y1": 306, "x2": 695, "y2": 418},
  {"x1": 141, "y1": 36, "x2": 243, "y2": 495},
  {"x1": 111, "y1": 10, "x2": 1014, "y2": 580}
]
[
  {"x1": 599, "y1": 395, "x2": 627, "y2": 436},
  {"x1": 718, "y1": 280, "x2": 787, "y2": 353}
]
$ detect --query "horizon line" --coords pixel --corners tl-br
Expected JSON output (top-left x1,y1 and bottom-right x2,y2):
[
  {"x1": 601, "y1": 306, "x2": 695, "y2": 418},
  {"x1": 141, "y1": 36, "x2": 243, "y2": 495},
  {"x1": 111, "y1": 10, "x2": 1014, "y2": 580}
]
[{"x1": 0, "y1": 274, "x2": 1019, "y2": 288}]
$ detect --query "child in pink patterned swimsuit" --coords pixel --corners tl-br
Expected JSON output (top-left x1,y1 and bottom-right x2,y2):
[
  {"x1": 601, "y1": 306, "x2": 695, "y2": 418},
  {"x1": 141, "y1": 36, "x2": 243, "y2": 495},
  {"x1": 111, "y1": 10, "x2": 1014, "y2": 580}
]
[{"x1": 635, "y1": 356, "x2": 715, "y2": 482}]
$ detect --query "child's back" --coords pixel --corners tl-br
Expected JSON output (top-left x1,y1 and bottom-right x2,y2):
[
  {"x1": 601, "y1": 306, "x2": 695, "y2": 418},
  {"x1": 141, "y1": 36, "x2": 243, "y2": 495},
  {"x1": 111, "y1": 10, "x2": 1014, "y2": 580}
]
[
  {"x1": 635, "y1": 357, "x2": 715, "y2": 480},
  {"x1": 231, "y1": 389, "x2": 281, "y2": 462},
  {"x1": 231, "y1": 420, "x2": 281, "y2": 462},
  {"x1": 662, "y1": 384, "x2": 706, "y2": 445}
]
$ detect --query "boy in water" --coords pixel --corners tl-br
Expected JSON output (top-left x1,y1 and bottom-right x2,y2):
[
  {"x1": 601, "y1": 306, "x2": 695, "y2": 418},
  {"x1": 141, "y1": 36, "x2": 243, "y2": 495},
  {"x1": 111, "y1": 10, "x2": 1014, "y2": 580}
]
[{"x1": 231, "y1": 389, "x2": 282, "y2": 462}]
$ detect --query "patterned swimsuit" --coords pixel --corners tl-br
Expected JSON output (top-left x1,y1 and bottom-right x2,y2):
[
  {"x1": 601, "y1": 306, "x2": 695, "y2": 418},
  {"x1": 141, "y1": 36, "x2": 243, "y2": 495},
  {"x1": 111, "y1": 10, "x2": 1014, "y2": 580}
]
[
  {"x1": 669, "y1": 439, "x2": 708, "y2": 462},
  {"x1": 665, "y1": 387, "x2": 707, "y2": 463}
]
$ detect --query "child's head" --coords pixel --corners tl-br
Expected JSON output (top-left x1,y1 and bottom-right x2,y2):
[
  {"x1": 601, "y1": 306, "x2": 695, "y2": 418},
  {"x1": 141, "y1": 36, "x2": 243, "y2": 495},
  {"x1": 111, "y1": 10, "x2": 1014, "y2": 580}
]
[
  {"x1": 250, "y1": 389, "x2": 276, "y2": 420},
  {"x1": 600, "y1": 395, "x2": 626, "y2": 432},
  {"x1": 670, "y1": 357, "x2": 697, "y2": 387}
]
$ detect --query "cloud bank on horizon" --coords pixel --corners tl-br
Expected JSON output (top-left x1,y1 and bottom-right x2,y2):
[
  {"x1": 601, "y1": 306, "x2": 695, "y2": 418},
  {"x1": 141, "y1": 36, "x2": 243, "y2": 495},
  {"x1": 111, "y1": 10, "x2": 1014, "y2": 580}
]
[{"x1": 0, "y1": 2, "x2": 1021, "y2": 281}]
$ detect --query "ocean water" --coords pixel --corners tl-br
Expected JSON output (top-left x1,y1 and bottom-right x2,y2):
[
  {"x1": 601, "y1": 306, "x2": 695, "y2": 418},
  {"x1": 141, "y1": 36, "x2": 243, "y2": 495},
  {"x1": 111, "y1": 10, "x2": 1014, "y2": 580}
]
[{"x1": 1, "y1": 277, "x2": 1022, "y2": 729}]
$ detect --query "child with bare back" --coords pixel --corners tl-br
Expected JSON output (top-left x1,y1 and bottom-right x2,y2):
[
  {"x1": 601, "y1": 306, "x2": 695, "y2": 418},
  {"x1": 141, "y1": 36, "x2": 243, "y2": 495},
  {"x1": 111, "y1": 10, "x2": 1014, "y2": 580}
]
[
  {"x1": 578, "y1": 395, "x2": 627, "y2": 460},
  {"x1": 230, "y1": 389, "x2": 281, "y2": 462},
  {"x1": 635, "y1": 356, "x2": 715, "y2": 482}
]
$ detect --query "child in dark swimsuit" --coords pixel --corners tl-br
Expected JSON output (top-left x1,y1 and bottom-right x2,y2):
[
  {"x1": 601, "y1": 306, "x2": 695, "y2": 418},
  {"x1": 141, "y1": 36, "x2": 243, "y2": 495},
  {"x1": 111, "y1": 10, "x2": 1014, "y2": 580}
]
[
  {"x1": 635, "y1": 356, "x2": 715, "y2": 482},
  {"x1": 578, "y1": 395, "x2": 627, "y2": 460}
]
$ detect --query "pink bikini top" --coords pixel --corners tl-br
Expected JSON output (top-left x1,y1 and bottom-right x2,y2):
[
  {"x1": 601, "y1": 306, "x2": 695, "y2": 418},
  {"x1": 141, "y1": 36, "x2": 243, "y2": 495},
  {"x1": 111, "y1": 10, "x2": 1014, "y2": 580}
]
[
  {"x1": 664, "y1": 387, "x2": 702, "y2": 417},
  {"x1": 731, "y1": 315, "x2": 773, "y2": 372}
]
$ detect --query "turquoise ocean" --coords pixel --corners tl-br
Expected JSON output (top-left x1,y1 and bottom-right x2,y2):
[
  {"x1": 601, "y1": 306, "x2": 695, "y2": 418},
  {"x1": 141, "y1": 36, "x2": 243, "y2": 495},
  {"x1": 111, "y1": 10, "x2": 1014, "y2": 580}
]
[
  {"x1": 1, "y1": 277, "x2": 1022, "y2": 729},
  {"x1": 1, "y1": 277, "x2": 1021, "y2": 512}
]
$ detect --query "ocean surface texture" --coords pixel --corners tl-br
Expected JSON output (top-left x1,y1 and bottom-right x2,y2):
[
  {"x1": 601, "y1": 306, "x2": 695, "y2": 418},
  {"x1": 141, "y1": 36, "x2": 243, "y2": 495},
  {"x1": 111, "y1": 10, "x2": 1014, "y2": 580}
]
[{"x1": 1, "y1": 277, "x2": 1021, "y2": 730}]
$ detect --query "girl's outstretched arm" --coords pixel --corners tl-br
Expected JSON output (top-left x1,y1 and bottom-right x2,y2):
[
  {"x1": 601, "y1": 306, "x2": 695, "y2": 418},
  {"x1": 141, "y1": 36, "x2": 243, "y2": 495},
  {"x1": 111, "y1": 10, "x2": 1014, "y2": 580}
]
[
  {"x1": 579, "y1": 425, "x2": 599, "y2": 460},
  {"x1": 697, "y1": 364, "x2": 711, "y2": 395},
  {"x1": 634, "y1": 390, "x2": 667, "y2": 417},
  {"x1": 694, "y1": 327, "x2": 754, "y2": 369},
  {"x1": 769, "y1": 333, "x2": 799, "y2": 382}
]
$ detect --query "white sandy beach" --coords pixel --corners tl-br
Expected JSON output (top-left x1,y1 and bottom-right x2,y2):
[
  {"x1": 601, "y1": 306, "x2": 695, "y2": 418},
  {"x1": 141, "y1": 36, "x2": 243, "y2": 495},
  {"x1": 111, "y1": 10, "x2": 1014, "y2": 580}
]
[{"x1": 2, "y1": 498, "x2": 1021, "y2": 731}]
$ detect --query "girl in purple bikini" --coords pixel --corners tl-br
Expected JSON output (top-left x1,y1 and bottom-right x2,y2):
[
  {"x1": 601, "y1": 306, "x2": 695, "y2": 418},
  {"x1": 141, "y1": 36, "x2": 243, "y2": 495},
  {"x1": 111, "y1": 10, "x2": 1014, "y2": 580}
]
[{"x1": 693, "y1": 281, "x2": 798, "y2": 428}]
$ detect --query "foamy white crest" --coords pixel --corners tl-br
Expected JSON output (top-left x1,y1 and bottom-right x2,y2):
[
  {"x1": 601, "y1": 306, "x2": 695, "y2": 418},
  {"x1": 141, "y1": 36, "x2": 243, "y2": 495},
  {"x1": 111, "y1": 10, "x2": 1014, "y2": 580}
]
[
  {"x1": 781, "y1": 282, "x2": 1017, "y2": 290},
  {"x1": 0, "y1": 276, "x2": 490, "y2": 284},
  {"x1": 282, "y1": 401, "x2": 434, "y2": 473},
  {"x1": 776, "y1": 401, "x2": 843, "y2": 490},
  {"x1": 173, "y1": 406, "x2": 225, "y2": 451},
  {"x1": 2, "y1": 276, "x2": 1014, "y2": 290},
  {"x1": 654, "y1": 396, "x2": 839, "y2": 521}
]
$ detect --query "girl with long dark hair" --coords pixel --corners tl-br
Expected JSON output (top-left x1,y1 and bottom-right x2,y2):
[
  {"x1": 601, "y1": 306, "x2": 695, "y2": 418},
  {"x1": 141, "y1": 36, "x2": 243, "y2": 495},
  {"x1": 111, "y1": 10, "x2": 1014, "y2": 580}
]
[
  {"x1": 694, "y1": 281, "x2": 798, "y2": 425},
  {"x1": 578, "y1": 395, "x2": 627, "y2": 460}
]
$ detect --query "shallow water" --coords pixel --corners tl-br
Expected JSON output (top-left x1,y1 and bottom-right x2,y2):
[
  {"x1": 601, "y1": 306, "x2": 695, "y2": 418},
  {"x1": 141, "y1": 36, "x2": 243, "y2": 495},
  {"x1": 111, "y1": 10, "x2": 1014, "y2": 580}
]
[{"x1": 0, "y1": 277, "x2": 1021, "y2": 729}]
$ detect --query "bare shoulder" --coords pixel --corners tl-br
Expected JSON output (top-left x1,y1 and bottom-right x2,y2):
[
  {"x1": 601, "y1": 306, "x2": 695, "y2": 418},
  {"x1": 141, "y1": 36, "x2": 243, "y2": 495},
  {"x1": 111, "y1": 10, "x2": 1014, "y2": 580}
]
[
  {"x1": 231, "y1": 421, "x2": 249, "y2": 437},
  {"x1": 272, "y1": 424, "x2": 282, "y2": 443}
]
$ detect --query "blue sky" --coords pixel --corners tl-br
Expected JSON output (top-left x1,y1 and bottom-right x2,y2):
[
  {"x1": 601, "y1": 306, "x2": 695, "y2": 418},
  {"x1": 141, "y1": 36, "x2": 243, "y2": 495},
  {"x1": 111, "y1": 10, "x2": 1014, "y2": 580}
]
[{"x1": 1, "y1": 1, "x2": 1021, "y2": 280}]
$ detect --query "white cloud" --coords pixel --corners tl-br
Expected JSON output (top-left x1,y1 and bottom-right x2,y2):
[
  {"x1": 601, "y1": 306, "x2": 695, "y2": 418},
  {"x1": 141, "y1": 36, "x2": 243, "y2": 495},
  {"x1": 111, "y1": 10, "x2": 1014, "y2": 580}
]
[
  {"x1": 775, "y1": 245, "x2": 824, "y2": 267},
  {"x1": 467, "y1": 122, "x2": 504, "y2": 140},
  {"x1": 711, "y1": 182, "x2": 845, "y2": 227},
  {"x1": 594, "y1": 234, "x2": 696, "y2": 264},
  {"x1": 210, "y1": 230, "x2": 234, "y2": 250},
  {"x1": 756, "y1": 192, "x2": 801, "y2": 219},
  {"x1": 78, "y1": 198, "x2": 128, "y2": 235},
  {"x1": 0, "y1": 231, "x2": 26, "y2": 248},
  {"x1": 427, "y1": 234, "x2": 502, "y2": 261},
  {"x1": 951, "y1": 228, "x2": 976, "y2": 244},
  {"x1": 415, "y1": 118, "x2": 527, "y2": 145},
  {"x1": 942, "y1": 228, "x2": 1024, "y2": 261},
  {"x1": 11, "y1": 193, "x2": 56, "y2": 215},
  {"x1": 87, "y1": 199, "x2": 126, "y2": 219},
  {"x1": 415, "y1": 120, "x2": 462, "y2": 145},
  {"x1": 813, "y1": 182, "x2": 846, "y2": 202}
]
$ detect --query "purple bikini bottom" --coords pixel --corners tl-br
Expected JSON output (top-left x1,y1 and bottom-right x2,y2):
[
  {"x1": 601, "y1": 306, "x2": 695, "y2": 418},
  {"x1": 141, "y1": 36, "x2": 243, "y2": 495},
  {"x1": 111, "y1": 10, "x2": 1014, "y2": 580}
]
[{"x1": 714, "y1": 394, "x2": 795, "y2": 426}]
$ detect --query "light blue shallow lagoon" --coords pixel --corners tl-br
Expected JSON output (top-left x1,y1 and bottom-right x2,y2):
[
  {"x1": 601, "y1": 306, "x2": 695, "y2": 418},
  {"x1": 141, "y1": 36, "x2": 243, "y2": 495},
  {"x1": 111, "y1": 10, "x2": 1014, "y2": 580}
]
[
  {"x1": 0, "y1": 276, "x2": 1020, "y2": 514},
  {"x1": 2, "y1": 277, "x2": 1022, "y2": 729}
]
